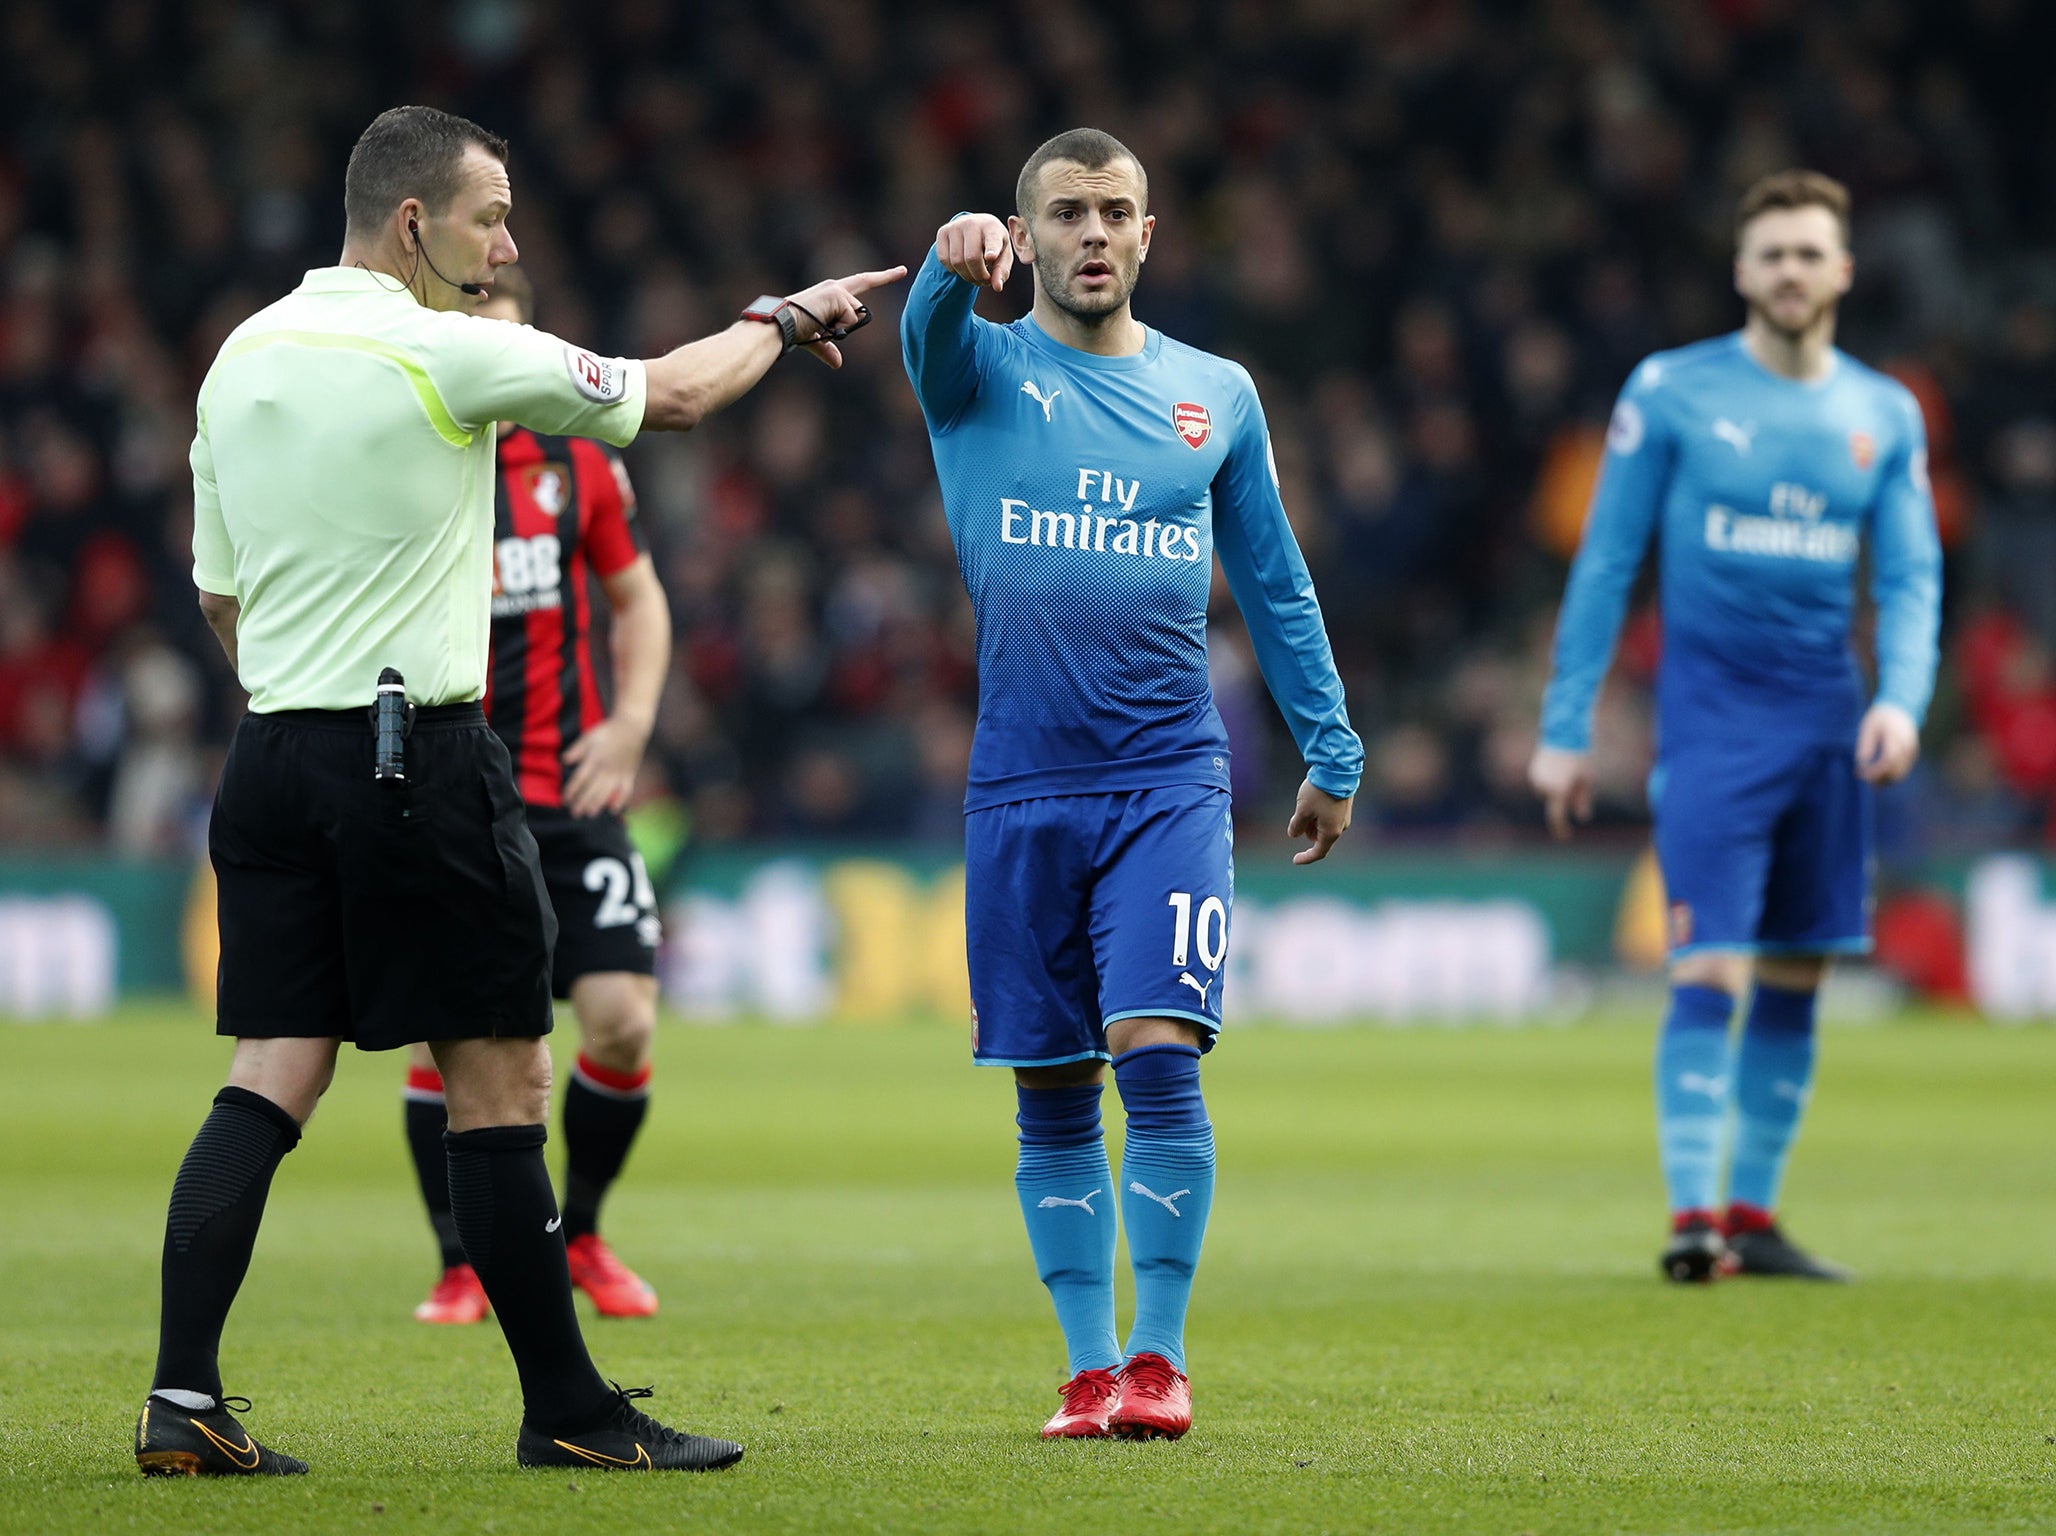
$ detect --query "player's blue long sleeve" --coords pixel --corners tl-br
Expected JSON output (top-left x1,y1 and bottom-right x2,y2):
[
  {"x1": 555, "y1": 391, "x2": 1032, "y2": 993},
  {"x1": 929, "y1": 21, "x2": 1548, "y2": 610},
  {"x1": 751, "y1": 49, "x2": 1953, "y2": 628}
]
[
  {"x1": 1868, "y1": 401, "x2": 1942, "y2": 725},
  {"x1": 900, "y1": 244, "x2": 985, "y2": 433},
  {"x1": 1539, "y1": 377, "x2": 1671, "y2": 753},
  {"x1": 1541, "y1": 334, "x2": 1945, "y2": 756},
  {"x1": 1213, "y1": 383, "x2": 1363, "y2": 798},
  {"x1": 903, "y1": 250, "x2": 1360, "y2": 810}
]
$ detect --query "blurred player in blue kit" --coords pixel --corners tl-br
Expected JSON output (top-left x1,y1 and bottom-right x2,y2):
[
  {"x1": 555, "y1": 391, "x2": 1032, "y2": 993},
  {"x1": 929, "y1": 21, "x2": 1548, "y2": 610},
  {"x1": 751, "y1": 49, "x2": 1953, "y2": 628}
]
[
  {"x1": 902, "y1": 130, "x2": 1363, "y2": 1440},
  {"x1": 1532, "y1": 171, "x2": 1941, "y2": 1283}
]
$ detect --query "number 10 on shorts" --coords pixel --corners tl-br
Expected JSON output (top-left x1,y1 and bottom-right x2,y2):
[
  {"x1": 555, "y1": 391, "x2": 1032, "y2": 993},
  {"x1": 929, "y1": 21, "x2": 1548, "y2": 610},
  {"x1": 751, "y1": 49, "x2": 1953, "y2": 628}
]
[{"x1": 1167, "y1": 890, "x2": 1228, "y2": 971}]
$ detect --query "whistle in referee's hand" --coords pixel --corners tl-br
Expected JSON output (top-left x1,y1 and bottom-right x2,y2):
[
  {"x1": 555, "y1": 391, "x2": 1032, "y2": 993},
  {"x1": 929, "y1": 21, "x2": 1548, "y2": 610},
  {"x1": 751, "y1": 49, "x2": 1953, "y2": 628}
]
[{"x1": 373, "y1": 668, "x2": 413, "y2": 783}]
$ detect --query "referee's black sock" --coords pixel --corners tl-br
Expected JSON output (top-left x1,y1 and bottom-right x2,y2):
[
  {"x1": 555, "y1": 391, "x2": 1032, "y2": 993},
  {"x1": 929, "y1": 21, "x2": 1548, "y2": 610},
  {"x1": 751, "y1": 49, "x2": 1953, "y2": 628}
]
[
  {"x1": 402, "y1": 1068, "x2": 466, "y2": 1270},
  {"x1": 446, "y1": 1124, "x2": 615, "y2": 1434},
  {"x1": 561, "y1": 1055, "x2": 651, "y2": 1241},
  {"x1": 151, "y1": 1086, "x2": 302, "y2": 1400}
]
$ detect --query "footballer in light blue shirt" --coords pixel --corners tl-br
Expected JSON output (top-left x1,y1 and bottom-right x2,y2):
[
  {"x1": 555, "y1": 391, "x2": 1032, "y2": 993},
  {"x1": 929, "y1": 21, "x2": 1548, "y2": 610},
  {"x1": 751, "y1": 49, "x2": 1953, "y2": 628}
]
[
  {"x1": 902, "y1": 129, "x2": 1362, "y2": 1439},
  {"x1": 1532, "y1": 171, "x2": 1941, "y2": 1285}
]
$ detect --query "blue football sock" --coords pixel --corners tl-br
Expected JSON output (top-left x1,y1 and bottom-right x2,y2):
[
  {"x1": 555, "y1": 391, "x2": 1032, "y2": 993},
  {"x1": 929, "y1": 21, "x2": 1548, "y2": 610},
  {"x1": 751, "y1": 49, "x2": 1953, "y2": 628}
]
[
  {"x1": 1014, "y1": 1082, "x2": 1120, "y2": 1376},
  {"x1": 1654, "y1": 984, "x2": 1737, "y2": 1215},
  {"x1": 1727, "y1": 984, "x2": 1820, "y2": 1214},
  {"x1": 1113, "y1": 1044, "x2": 1214, "y2": 1372}
]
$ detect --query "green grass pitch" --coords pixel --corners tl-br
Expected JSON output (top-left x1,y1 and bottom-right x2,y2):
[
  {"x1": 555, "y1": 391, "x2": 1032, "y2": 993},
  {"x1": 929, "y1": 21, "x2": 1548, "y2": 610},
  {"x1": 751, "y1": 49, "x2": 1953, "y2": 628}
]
[{"x1": 4, "y1": 1004, "x2": 2056, "y2": 1534}]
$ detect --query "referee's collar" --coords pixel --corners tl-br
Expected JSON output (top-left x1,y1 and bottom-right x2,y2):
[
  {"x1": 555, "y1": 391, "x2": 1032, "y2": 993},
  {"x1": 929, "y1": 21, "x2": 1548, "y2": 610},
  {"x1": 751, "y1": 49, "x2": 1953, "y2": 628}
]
[{"x1": 297, "y1": 266, "x2": 419, "y2": 300}]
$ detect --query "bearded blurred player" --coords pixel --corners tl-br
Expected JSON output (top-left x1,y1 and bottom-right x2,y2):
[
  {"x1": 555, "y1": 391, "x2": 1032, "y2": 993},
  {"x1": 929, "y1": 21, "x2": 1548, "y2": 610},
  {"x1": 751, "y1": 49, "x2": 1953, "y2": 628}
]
[
  {"x1": 1531, "y1": 171, "x2": 1941, "y2": 1283},
  {"x1": 902, "y1": 131, "x2": 1362, "y2": 1440},
  {"x1": 404, "y1": 264, "x2": 671, "y2": 1326}
]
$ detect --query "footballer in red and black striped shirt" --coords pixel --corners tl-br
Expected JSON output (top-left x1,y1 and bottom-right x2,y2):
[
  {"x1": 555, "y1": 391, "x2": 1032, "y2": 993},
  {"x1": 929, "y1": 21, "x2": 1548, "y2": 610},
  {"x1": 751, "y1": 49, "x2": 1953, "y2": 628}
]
[
  {"x1": 484, "y1": 425, "x2": 649, "y2": 808},
  {"x1": 404, "y1": 267, "x2": 674, "y2": 1325}
]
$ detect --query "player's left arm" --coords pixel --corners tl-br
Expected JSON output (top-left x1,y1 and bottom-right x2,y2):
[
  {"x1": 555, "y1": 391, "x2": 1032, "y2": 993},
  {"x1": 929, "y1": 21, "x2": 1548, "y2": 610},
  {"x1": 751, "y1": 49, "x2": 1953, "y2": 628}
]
[
  {"x1": 563, "y1": 448, "x2": 672, "y2": 817},
  {"x1": 1210, "y1": 374, "x2": 1364, "y2": 864},
  {"x1": 1857, "y1": 389, "x2": 1943, "y2": 786},
  {"x1": 899, "y1": 216, "x2": 1005, "y2": 433}
]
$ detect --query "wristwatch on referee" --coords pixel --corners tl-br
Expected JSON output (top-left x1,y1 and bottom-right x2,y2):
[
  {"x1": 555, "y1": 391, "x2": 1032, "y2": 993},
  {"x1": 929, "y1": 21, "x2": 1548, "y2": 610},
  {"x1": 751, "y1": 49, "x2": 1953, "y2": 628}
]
[{"x1": 740, "y1": 295, "x2": 801, "y2": 354}]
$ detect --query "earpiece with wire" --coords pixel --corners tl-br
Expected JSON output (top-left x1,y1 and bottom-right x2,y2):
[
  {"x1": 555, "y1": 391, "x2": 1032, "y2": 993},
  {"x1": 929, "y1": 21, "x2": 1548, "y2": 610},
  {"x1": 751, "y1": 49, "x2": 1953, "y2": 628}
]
[{"x1": 408, "y1": 217, "x2": 483, "y2": 297}]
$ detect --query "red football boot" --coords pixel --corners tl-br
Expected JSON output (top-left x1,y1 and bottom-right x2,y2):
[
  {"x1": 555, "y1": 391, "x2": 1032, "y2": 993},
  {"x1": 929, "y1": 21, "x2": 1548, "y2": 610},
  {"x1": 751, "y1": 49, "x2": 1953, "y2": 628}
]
[
  {"x1": 565, "y1": 1233, "x2": 659, "y2": 1317},
  {"x1": 1040, "y1": 1368, "x2": 1120, "y2": 1439},
  {"x1": 1108, "y1": 1352, "x2": 1192, "y2": 1440},
  {"x1": 412, "y1": 1264, "x2": 490, "y2": 1325}
]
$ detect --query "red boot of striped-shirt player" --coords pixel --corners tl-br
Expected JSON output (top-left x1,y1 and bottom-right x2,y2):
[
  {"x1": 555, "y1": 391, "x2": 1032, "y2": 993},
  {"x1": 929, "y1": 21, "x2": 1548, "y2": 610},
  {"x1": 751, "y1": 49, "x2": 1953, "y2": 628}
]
[
  {"x1": 565, "y1": 1233, "x2": 659, "y2": 1317},
  {"x1": 413, "y1": 1264, "x2": 491, "y2": 1325}
]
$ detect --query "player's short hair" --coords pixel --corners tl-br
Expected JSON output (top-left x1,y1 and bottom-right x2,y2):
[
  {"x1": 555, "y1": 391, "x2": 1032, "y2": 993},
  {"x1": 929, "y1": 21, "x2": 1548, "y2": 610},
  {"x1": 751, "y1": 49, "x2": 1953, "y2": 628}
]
[
  {"x1": 344, "y1": 105, "x2": 508, "y2": 238},
  {"x1": 485, "y1": 262, "x2": 534, "y2": 323},
  {"x1": 1735, "y1": 169, "x2": 1851, "y2": 247},
  {"x1": 1015, "y1": 128, "x2": 1148, "y2": 220}
]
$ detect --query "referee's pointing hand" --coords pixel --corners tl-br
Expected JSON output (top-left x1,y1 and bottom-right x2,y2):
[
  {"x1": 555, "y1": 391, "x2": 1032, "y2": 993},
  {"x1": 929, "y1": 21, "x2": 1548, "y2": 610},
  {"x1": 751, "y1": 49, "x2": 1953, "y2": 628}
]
[{"x1": 785, "y1": 267, "x2": 909, "y2": 369}]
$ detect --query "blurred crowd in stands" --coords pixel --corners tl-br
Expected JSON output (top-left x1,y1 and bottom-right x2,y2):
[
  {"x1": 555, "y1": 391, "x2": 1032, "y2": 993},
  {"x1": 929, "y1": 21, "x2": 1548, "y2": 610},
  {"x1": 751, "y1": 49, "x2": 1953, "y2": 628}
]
[{"x1": 2, "y1": 0, "x2": 2054, "y2": 861}]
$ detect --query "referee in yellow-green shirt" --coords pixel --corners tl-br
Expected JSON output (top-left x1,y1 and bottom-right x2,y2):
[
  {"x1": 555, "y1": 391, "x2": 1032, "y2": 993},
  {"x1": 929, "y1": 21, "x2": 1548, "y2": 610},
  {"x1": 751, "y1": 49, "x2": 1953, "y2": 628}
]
[{"x1": 134, "y1": 105, "x2": 903, "y2": 1479}]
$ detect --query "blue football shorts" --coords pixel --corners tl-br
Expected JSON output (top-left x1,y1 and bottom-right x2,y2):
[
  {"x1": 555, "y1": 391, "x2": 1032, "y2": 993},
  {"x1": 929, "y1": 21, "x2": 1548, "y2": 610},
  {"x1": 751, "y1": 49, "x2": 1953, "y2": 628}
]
[
  {"x1": 1650, "y1": 734, "x2": 1874, "y2": 957},
  {"x1": 963, "y1": 784, "x2": 1235, "y2": 1067}
]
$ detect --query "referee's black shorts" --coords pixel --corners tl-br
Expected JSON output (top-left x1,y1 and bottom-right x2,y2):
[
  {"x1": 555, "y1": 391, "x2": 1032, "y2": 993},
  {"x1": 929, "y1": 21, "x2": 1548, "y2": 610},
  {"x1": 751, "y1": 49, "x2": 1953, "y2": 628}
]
[{"x1": 210, "y1": 703, "x2": 557, "y2": 1050}]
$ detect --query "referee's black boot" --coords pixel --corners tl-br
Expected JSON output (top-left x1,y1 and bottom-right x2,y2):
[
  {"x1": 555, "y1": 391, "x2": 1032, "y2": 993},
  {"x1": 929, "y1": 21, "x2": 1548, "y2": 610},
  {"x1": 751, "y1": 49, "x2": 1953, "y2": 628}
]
[
  {"x1": 517, "y1": 1383, "x2": 743, "y2": 1472},
  {"x1": 136, "y1": 1393, "x2": 309, "y2": 1476}
]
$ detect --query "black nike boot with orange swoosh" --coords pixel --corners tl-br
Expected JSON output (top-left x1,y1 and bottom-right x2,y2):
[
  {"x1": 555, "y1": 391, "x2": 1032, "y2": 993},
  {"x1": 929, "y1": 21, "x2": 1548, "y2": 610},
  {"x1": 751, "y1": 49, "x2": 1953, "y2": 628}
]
[
  {"x1": 135, "y1": 1394, "x2": 308, "y2": 1476},
  {"x1": 516, "y1": 1383, "x2": 743, "y2": 1472}
]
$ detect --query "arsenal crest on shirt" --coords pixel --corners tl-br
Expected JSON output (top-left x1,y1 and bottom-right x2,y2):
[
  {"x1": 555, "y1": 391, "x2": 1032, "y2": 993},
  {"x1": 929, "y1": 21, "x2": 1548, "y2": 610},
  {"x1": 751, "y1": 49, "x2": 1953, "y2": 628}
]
[
  {"x1": 1849, "y1": 431, "x2": 1876, "y2": 471},
  {"x1": 1173, "y1": 401, "x2": 1212, "y2": 449}
]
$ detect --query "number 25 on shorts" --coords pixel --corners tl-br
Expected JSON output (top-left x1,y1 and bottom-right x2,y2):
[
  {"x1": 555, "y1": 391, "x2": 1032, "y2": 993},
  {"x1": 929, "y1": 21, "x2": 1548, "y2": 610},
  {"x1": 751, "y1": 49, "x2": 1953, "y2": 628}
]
[{"x1": 583, "y1": 853, "x2": 655, "y2": 929}]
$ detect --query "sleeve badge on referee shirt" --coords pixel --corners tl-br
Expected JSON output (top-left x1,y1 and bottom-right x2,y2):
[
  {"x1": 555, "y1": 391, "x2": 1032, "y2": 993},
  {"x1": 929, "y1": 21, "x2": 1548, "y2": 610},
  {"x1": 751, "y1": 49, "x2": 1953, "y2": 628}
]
[{"x1": 563, "y1": 344, "x2": 629, "y2": 404}]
